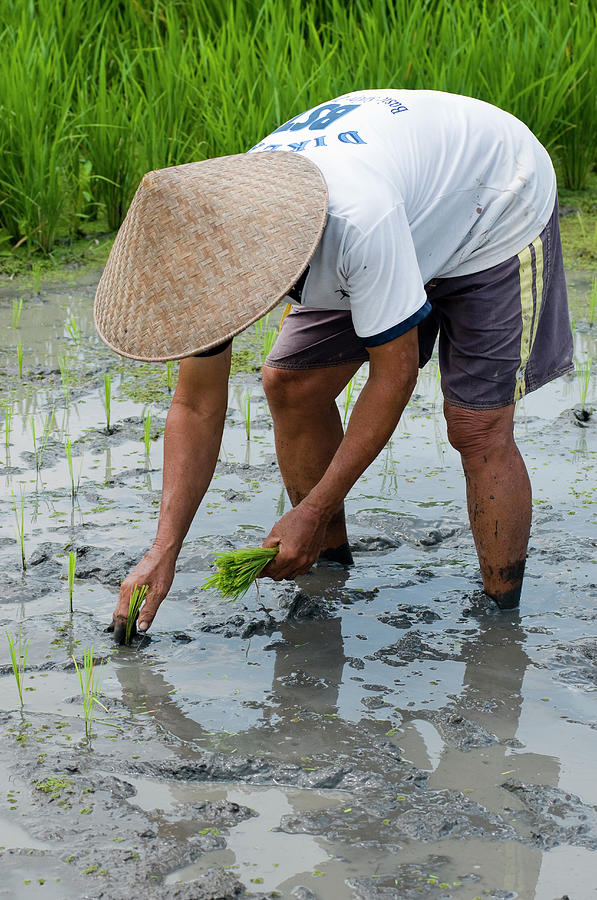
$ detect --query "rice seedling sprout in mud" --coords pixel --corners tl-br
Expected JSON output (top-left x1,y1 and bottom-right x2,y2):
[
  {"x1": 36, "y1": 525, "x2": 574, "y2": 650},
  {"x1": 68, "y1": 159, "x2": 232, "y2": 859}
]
[
  {"x1": 243, "y1": 393, "x2": 251, "y2": 441},
  {"x1": 16, "y1": 343, "x2": 23, "y2": 378},
  {"x1": 11, "y1": 298, "x2": 23, "y2": 329},
  {"x1": 58, "y1": 355, "x2": 71, "y2": 403},
  {"x1": 12, "y1": 485, "x2": 26, "y2": 570},
  {"x1": 589, "y1": 279, "x2": 597, "y2": 327},
  {"x1": 103, "y1": 373, "x2": 112, "y2": 433},
  {"x1": 262, "y1": 328, "x2": 278, "y2": 363},
  {"x1": 72, "y1": 647, "x2": 107, "y2": 736},
  {"x1": 165, "y1": 360, "x2": 176, "y2": 392},
  {"x1": 4, "y1": 403, "x2": 12, "y2": 459},
  {"x1": 143, "y1": 412, "x2": 152, "y2": 457},
  {"x1": 64, "y1": 314, "x2": 80, "y2": 343},
  {"x1": 64, "y1": 437, "x2": 82, "y2": 500},
  {"x1": 202, "y1": 546, "x2": 279, "y2": 601},
  {"x1": 578, "y1": 358, "x2": 593, "y2": 414},
  {"x1": 30, "y1": 409, "x2": 55, "y2": 471},
  {"x1": 125, "y1": 584, "x2": 149, "y2": 644},
  {"x1": 6, "y1": 629, "x2": 29, "y2": 707},
  {"x1": 68, "y1": 550, "x2": 77, "y2": 614},
  {"x1": 343, "y1": 377, "x2": 355, "y2": 426}
]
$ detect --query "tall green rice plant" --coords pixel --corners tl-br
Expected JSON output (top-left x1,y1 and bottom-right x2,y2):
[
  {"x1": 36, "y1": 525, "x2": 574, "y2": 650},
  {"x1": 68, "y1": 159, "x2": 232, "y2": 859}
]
[
  {"x1": 0, "y1": 15, "x2": 78, "y2": 252},
  {"x1": 16, "y1": 344, "x2": 23, "y2": 379},
  {"x1": 6, "y1": 629, "x2": 29, "y2": 707},
  {"x1": 72, "y1": 647, "x2": 107, "y2": 736},
  {"x1": 77, "y1": 44, "x2": 142, "y2": 230}
]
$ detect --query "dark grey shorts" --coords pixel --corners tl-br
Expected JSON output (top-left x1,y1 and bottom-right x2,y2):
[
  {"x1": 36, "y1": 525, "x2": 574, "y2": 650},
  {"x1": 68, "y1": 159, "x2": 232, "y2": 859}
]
[{"x1": 265, "y1": 201, "x2": 574, "y2": 410}]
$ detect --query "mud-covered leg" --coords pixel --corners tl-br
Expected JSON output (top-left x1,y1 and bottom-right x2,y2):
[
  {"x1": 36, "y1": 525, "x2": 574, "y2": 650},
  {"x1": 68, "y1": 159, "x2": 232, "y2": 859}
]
[
  {"x1": 444, "y1": 401, "x2": 531, "y2": 608},
  {"x1": 262, "y1": 362, "x2": 361, "y2": 564}
]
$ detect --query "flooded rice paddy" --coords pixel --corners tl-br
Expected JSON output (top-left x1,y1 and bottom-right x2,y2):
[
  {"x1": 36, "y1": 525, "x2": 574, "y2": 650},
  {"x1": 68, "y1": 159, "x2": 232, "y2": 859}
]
[{"x1": 0, "y1": 268, "x2": 595, "y2": 900}]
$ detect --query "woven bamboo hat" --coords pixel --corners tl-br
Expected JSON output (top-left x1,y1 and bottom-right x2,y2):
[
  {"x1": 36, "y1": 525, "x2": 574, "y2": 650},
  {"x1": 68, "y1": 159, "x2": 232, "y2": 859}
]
[{"x1": 94, "y1": 151, "x2": 328, "y2": 361}]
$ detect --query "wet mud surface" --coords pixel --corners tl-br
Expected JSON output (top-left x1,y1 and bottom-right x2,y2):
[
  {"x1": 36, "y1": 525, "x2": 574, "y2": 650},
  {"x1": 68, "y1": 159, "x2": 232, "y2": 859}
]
[{"x1": 0, "y1": 270, "x2": 595, "y2": 899}]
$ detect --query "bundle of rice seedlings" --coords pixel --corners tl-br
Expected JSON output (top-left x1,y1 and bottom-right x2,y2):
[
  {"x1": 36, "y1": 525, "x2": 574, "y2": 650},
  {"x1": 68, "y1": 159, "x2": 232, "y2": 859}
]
[
  {"x1": 125, "y1": 584, "x2": 149, "y2": 644},
  {"x1": 202, "y1": 546, "x2": 278, "y2": 601}
]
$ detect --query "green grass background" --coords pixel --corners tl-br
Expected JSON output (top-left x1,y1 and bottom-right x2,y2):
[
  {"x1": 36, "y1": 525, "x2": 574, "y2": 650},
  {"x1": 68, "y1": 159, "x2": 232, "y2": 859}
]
[{"x1": 0, "y1": 0, "x2": 595, "y2": 255}]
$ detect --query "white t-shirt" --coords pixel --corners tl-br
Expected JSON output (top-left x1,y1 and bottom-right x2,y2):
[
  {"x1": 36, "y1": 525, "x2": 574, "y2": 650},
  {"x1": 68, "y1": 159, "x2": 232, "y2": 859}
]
[{"x1": 249, "y1": 89, "x2": 556, "y2": 346}]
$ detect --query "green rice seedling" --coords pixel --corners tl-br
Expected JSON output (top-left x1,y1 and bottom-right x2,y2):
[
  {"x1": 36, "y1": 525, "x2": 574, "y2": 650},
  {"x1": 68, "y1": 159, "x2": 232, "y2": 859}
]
[
  {"x1": 343, "y1": 377, "x2": 355, "y2": 426},
  {"x1": 64, "y1": 315, "x2": 80, "y2": 343},
  {"x1": 12, "y1": 485, "x2": 26, "y2": 570},
  {"x1": 578, "y1": 358, "x2": 593, "y2": 412},
  {"x1": 72, "y1": 647, "x2": 107, "y2": 736},
  {"x1": 58, "y1": 355, "x2": 71, "y2": 403},
  {"x1": 143, "y1": 412, "x2": 152, "y2": 456},
  {"x1": 64, "y1": 438, "x2": 82, "y2": 500},
  {"x1": 254, "y1": 312, "x2": 270, "y2": 336},
  {"x1": 103, "y1": 373, "x2": 112, "y2": 433},
  {"x1": 30, "y1": 409, "x2": 54, "y2": 471},
  {"x1": 243, "y1": 393, "x2": 251, "y2": 441},
  {"x1": 11, "y1": 298, "x2": 23, "y2": 329},
  {"x1": 165, "y1": 360, "x2": 176, "y2": 392},
  {"x1": 125, "y1": 584, "x2": 149, "y2": 645},
  {"x1": 6, "y1": 629, "x2": 29, "y2": 707},
  {"x1": 67, "y1": 550, "x2": 76, "y2": 614},
  {"x1": 4, "y1": 404, "x2": 12, "y2": 455},
  {"x1": 261, "y1": 327, "x2": 278, "y2": 364},
  {"x1": 202, "y1": 546, "x2": 279, "y2": 601},
  {"x1": 16, "y1": 343, "x2": 23, "y2": 378},
  {"x1": 589, "y1": 279, "x2": 597, "y2": 328}
]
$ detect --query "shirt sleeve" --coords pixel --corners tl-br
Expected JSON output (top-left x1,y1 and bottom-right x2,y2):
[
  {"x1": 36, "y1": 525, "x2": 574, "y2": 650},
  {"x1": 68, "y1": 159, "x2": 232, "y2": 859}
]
[{"x1": 344, "y1": 204, "x2": 430, "y2": 346}]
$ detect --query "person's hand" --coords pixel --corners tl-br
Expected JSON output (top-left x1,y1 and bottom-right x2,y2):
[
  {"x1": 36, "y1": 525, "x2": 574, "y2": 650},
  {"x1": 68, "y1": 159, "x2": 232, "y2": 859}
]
[
  {"x1": 261, "y1": 499, "x2": 329, "y2": 580},
  {"x1": 109, "y1": 546, "x2": 177, "y2": 643}
]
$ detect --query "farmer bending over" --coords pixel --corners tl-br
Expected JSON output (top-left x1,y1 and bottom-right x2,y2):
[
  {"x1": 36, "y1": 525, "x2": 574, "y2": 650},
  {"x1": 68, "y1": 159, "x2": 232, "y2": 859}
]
[{"x1": 94, "y1": 90, "x2": 573, "y2": 635}]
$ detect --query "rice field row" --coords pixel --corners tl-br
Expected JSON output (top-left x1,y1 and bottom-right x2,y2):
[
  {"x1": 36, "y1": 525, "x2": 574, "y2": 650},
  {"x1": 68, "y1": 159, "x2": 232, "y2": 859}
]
[{"x1": 0, "y1": 0, "x2": 596, "y2": 254}]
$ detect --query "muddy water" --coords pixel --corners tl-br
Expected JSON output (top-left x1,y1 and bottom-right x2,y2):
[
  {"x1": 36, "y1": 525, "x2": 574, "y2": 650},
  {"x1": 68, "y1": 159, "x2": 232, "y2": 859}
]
[{"x1": 0, "y1": 268, "x2": 595, "y2": 900}]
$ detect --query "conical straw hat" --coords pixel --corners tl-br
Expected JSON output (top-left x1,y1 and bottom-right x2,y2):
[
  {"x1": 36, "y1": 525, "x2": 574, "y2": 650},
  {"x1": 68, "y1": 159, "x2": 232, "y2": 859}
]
[{"x1": 94, "y1": 151, "x2": 328, "y2": 361}]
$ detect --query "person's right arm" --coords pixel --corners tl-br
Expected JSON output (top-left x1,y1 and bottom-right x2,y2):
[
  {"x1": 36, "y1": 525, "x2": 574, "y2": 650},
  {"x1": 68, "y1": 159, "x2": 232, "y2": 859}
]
[{"x1": 112, "y1": 346, "x2": 231, "y2": 635}]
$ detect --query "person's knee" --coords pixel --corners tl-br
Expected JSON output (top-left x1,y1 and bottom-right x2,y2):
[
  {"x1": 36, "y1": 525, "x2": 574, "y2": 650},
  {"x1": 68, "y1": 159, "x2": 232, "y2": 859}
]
[
  {"x1": 262, "y1": 365, "x2": 325, "y2": 413},
  {"x1": 445, "y1": 403, "x2": 515, "y2": 461}
]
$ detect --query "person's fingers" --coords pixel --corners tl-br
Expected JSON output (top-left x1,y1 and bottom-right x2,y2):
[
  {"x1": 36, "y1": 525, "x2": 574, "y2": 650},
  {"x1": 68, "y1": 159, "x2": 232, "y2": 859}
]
[{"x1": 137, "y1": 590, "x2": 164, "y2": 632}]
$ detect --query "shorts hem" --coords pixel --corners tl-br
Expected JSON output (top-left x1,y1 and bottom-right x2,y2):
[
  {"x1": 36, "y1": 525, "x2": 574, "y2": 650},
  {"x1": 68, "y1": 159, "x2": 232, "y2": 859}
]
[
  {"x1": 264, "y1": 355, "x2": 368, "y2": 370},
  {"x1": 442, "y1": 363, "x2": 574, "y2": 410}
]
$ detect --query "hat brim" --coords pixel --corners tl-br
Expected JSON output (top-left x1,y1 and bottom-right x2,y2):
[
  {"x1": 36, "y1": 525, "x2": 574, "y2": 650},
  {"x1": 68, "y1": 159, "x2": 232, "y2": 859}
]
[{"x1": 93, "y1": 151, "x2": 328, "y2": 362}]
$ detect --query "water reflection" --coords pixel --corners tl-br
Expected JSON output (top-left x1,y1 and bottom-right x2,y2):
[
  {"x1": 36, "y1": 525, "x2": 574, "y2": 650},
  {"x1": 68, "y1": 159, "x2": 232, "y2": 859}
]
[{"x1": 110, "y1": 586, "x2": 568, "y2": 897}]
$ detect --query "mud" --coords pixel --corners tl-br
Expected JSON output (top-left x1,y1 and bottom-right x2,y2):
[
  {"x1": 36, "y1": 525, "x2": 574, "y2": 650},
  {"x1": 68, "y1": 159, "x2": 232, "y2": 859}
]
[{"x1": 0, "y1": 269, "x2": 596, "y2": 899}]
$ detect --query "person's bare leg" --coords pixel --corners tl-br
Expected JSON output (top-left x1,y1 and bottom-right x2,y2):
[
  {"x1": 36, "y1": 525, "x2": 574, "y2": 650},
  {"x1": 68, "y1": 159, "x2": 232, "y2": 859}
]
[
  {"x1": 262, "y1": 362, "x2": 361, "y2": 561},
  {"x1": 444, "y1": 402, "x2": 531, "y2": 608}
]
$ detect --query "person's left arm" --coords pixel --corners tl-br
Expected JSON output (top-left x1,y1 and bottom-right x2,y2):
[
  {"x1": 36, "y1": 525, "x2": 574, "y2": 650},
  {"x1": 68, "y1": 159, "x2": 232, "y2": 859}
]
[{"x1": 262, "y1": 325, "x2": 419, "y2": 579}]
